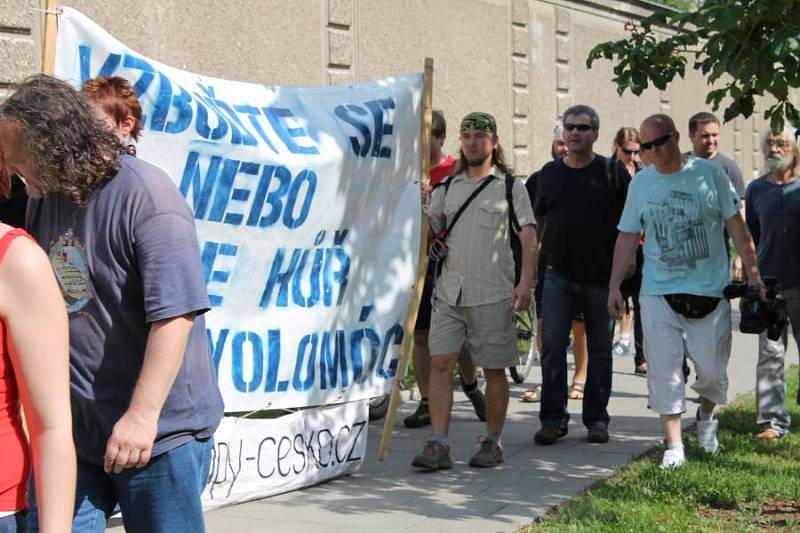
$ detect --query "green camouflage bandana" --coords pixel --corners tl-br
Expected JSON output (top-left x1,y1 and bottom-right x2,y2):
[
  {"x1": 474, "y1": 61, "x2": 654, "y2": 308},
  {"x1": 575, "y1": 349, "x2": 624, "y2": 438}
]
[{"x1": 460, "y1": 112, "x2": 497, "y2": 134}]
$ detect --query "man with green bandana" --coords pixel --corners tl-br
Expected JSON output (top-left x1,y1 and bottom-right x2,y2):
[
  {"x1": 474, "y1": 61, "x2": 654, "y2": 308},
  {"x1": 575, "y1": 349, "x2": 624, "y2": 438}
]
[{"x1": 412, "y1": 112, "x2": 537, "y2": 470}]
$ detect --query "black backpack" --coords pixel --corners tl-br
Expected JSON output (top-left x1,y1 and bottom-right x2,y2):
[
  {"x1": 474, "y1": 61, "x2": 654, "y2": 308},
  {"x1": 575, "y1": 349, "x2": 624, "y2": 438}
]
[{"x1": 505, "y1": 175, "x2": 523, "y2": 285}]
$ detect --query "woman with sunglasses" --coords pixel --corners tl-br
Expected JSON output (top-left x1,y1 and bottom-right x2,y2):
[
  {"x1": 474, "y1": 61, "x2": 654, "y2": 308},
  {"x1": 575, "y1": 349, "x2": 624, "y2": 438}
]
[
  {"x1": 612, "y1": 127, "x2": 642, "y2": 177},
  {"x1": 0, "y1": 146, "x2": 75, "y2": 532},
  {"x1": 611, "y1": 128, "x2": 646, "y2": 375}
]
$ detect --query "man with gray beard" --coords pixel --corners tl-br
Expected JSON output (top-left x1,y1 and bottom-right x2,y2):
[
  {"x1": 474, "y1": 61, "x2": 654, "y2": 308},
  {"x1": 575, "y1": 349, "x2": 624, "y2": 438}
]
[{"x1": 745, "y1": 126, "x2": 800, "y2": 441}]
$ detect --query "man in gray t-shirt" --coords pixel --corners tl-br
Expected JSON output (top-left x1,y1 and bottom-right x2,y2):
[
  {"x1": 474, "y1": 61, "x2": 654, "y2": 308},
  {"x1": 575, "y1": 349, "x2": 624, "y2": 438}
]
[
  {"x1": 2, "y1": 75, "x2": 223, "y2": 531},
  {"x1": 686, "y1": 111, "x2": 746, "y2": 198},
  {"x1": 687, "y1": 111, "x2": 747, "y2": 278}
]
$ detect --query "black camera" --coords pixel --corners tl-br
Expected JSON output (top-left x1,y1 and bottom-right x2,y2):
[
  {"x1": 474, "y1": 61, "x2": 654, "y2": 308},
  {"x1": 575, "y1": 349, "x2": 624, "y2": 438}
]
[{"x1": 723, "y1": 277, "x2": 787, "y2": 341}]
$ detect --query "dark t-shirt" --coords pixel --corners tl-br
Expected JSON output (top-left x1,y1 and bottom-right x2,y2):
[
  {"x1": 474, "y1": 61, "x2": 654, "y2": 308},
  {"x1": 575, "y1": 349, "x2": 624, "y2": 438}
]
[
  {"x1": 684, "y1": 151, "x2": 745, "y2": 198},
  {"x1": 745, "y1": 175, "x2": 800, "y2": 288},
  {"x1": 26, "y1": 155, "x2": 224, "y2": 464},
  {"x1": 0, "y1": 175, "x2": 28, "y2": 228},
  {"x1": 534, "y1": 156, "x2": 631, "y2": 282},
  {"x1": 525, "y1": 170, "x2": 547, "y2": 280}
]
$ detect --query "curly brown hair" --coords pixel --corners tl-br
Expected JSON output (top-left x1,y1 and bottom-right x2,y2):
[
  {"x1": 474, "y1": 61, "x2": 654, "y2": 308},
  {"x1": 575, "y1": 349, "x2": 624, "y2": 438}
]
[
  {"x1": 0, "y1": 74, "x2": 121, "y2": 206},
  {"x1": 0, "y1": 142, "x2": 10, "y2": 200}
]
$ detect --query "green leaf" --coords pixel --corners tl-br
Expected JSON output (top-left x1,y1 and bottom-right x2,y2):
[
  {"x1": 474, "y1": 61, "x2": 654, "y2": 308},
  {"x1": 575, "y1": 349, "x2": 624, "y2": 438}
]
[
  {"x1": 773, "y1": 76, "x2": 789, "y2": 100},
  {"x1": 770, "y1": 112, "x2": 785, "y2": 135}
]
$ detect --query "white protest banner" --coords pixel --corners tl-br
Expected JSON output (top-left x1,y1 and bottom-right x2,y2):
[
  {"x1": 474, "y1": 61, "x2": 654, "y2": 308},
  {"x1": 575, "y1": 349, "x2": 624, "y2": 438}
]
[
  {"x1": 202, "y1": 401, "x2": 368, "y2": 510},
  {"x1": 54, "y1": 8, "x2": 422, "y2": 411}
]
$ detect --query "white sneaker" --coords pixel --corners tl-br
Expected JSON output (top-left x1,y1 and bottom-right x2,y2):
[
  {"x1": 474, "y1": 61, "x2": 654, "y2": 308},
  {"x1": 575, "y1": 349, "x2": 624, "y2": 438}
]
[
  {"x1": 612, "y1": 342, "x2": 631, "y2": 358},
  {"x1": 660, "y1": 448, "x2": 686, "y2": 469},
  {"x1": 696, "y1": 417, "x2": 719, "y2": 454}
]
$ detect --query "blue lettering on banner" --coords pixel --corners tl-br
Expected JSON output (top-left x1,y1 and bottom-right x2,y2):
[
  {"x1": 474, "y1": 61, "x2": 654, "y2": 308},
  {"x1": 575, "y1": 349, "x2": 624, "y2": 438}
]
[
  {"x1": 209, "y1": 323, "x2": 401, "y2": 394},
  {"x1": 78, "y1": 47, "x2": 323, "y2": 155},
  {"x1": 293, "y1": 333, "x2": 317, "y2": 391},
  {"x1": 232, "y1": 331, "x2": 263, "y2": 393},
  {"x1": 201, "y1": 241, "x2": 239, "y2": 306},
  {"x1": 264, "y1": 107, "x2": 319, "y2": 155},
  {"x1": 333, "y1": 97, "x2": 396, "y2": 159},
  {"x1": 179, "y1": 151, "x2": 315, "y2": 229},
  {"x1": 259, "y1": 246, "x2": 350, "y2": 309},
  {"x1": 319, "y1": 330, "x2": 347, "y2": 389}
]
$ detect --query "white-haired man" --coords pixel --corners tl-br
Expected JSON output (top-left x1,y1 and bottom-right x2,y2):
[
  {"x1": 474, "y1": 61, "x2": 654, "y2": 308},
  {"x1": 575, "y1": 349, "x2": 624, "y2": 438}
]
[{"x1": 745, "y1": 126, "x2": 800, "y2": 440}]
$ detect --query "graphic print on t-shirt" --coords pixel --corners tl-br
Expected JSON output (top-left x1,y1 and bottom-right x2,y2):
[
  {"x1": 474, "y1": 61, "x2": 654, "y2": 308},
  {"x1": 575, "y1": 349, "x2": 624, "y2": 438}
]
[
  {"x1": 650, "y1": 190, "x2": 709, "y2": 270},
  {"x1": 49, "y1": 228, "x2": 93, "y2": 312}
]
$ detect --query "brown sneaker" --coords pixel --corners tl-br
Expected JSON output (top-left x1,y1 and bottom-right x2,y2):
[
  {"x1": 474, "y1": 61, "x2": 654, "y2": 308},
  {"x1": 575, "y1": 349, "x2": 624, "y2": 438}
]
[
  {"x1": 412, "y1": 440, "x2": 453, "y2": 470},
  {"x1": 534, "y1": 425, "x2": 568, "y2": 445},
  {"x1": 754, "y1": 428, "x2": 782, "y2": 441},
  {"x1": 468, "y1": 436, "x2": 504, "y2": 468},
  {"x1": 587, "y1": 425, "x2": 609, "y2": 444}
]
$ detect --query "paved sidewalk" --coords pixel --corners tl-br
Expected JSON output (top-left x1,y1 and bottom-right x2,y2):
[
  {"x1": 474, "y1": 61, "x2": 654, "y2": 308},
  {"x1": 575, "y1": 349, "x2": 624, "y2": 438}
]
[{"x1": 110, "y1": 325, "x2": 762, "y2": 532}]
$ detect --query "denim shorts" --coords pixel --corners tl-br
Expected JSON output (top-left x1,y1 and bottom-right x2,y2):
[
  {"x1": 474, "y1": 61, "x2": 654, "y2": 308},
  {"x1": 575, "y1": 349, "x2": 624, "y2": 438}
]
[{"x1": 0, "y1": 510, "x2": 26, "y2": 533}]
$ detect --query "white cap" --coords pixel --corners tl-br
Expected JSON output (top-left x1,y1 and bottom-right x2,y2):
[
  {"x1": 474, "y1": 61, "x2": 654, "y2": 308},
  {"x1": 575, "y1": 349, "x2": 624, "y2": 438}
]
[{"x1": 553, "y1": 121, "x2": 565, "y2": 141}]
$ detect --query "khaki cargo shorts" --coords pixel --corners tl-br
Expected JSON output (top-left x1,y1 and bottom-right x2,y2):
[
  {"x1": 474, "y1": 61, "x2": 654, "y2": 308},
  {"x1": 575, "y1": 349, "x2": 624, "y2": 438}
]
[{"x1": 428, "y1": 298, "x2": 518, "y2": 369}]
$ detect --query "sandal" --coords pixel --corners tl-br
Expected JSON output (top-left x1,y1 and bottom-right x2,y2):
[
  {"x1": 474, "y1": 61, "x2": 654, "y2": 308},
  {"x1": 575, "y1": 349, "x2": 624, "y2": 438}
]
[
  {"x1": 521, "y1": 384, "x2": 542, "y2": 403},
  {"x1": 635, "y1": 362, "x2": 648, "y2": 375},
  {"x1": 568, "y1": 382, "x2": 585, "y2": 400}
]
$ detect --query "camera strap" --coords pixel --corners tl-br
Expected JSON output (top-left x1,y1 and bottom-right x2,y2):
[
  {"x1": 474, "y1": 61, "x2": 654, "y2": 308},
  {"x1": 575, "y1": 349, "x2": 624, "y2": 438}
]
[
  {"x1": 437, "y1": 176, "x2": 495, "y2": 241},
  {"x1": 428, "y1": 176, "x2": 495, "y2": 263}
]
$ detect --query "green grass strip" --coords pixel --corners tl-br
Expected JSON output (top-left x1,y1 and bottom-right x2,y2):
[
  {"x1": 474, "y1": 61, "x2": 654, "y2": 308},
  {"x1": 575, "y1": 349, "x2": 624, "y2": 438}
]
[{"x1": 525, "y1": 366, "x2": 800, "y2": 532}]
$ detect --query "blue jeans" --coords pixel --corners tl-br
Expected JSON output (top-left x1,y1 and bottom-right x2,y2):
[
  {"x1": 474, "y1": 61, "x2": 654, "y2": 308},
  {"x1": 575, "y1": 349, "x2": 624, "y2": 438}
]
[
  {"x1": 0, "y1": 511, "x2": 26, "y2": 533},
  {"x1": 28, "y1": 437, "x2": 212, "y2": 533},
  {"x1": 540, "y1": 268, "x2": 614, "y2": 429}
]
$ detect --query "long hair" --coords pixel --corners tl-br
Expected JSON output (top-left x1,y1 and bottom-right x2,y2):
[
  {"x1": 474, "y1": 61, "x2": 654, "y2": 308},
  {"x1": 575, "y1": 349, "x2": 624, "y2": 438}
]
[
  {"x1": 0, "y1": 142, "x2": 10, "y2": 200},
  {"x1": 0, "y1": 74, "x2": 121, "y2": 207},
  {"x1": 452, "y1": 143, "x2": 514, "y2": 176},
  {"x1": 612, "y1": 127, "x2": 640, "y2": 154},
  {"x1": 81, "y1": 76, "x2": 143, "y2": 142}
]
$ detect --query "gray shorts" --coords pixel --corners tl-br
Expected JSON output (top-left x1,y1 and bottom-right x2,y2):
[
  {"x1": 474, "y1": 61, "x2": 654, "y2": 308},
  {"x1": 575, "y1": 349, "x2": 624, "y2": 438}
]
[{"x1": 428, "y1": 298, "x2": 518, "y2": 369}]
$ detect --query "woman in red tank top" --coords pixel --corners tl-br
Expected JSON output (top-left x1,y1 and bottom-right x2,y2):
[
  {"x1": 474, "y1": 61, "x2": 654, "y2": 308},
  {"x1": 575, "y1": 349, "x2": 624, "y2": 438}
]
[{"x1": 0, "y1": 145, "x2": 74, "y2": 531}]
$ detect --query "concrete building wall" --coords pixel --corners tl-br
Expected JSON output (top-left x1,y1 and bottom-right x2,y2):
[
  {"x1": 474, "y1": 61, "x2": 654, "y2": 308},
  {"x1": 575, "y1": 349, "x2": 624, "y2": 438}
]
[{"x1": 0, "y1": 0, "x2": 770, "y2": 180}]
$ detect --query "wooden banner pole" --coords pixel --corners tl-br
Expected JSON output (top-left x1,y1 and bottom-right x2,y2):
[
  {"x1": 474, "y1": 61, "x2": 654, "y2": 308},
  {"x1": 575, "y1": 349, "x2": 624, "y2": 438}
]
[
  {"x1": 41, "y1": 0, "x2": 59, "y2": 75},
  {"x1": 378, "y1": 57, "x2": 433, "y2": 461}
]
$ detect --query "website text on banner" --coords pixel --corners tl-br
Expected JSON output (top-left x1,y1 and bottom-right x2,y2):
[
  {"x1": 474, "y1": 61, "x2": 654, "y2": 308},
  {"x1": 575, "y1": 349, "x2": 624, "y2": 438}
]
[
  {"x1": 202, "y1": 400, "x2": 368, "y2": 511},
  {"x1": 53, "y1": 7, "x2": 424, "y2": 412}
]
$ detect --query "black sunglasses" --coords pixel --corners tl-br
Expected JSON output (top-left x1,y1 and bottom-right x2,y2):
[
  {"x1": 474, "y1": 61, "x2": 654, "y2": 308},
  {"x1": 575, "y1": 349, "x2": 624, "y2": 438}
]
[
  {"x1": 621, "y1": 147, "x2": 640, "y2": 155},
  {"x1": 640, "y1": 132, "x2": 674, "y2": 151},
  {"x1": 564, "y1": 123, "x2": 594, "y2": 132}
]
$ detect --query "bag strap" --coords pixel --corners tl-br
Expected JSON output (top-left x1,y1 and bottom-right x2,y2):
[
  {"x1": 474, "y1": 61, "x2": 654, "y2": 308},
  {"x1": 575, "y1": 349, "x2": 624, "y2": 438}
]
[
  {"x1": 505, "y1": 175, "x2": 521, "y2": 233},
  {"x1": 605, "y1": 156, "x2": 622, "y2": 218},
  {"x1": 436, "y1": 176, "x2": 494, "y2": 240},
  {"x1": 432, "y1": 174, "x2": 454, "y2": 192}
]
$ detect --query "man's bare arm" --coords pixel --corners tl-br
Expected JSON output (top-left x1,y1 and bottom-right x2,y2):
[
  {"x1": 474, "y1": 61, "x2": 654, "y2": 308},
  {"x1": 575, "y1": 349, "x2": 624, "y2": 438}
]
[{"x1": 103, "y1": 313, "x2": 195, "y2": 474}]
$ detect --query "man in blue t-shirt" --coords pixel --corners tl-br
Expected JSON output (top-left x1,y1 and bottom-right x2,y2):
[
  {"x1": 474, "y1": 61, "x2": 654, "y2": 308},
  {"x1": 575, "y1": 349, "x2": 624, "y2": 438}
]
[
  {"x1": 608, "y1": 114, "x2": 763, "y2": 470},
  {"x1": 745, "y1": 126, "x2": 800, "y2": 441},
  {"x1": 1, "y1": 75, "x2": 223, "y2": 532}
]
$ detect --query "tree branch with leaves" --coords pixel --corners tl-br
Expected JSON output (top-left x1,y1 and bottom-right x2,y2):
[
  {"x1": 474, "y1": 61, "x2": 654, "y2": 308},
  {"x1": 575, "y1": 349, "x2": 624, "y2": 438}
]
[{"x1": 587, "y1": 0, "x2": 800, "y2": 133}]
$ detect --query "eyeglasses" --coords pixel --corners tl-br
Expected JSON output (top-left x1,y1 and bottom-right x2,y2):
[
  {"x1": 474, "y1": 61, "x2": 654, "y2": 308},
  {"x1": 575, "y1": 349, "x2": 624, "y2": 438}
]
[
  {"x1": 563, "y1": 123, "x2": 594, "y2": 132},
  {"x1": 640, "y1": 132, "x2": 674, "y2": 151},
  {"x1": 621, "y1": 147, "x2": 640, "y2": 155},
  {"x1": 764, "y1": 139, "x2": 791, "y2": 149}
]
